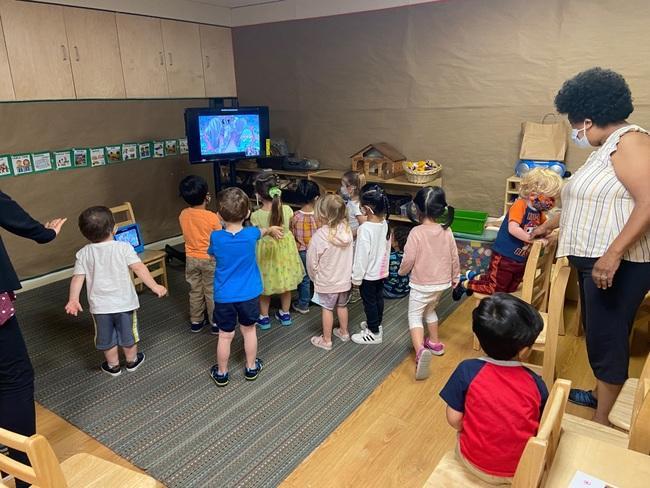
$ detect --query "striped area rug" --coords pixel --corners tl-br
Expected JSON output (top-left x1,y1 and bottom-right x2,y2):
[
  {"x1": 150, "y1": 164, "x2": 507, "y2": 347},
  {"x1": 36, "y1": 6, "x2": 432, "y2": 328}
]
[{"x1": 18, "y1": 263, "x2": 459, "y2": 487}]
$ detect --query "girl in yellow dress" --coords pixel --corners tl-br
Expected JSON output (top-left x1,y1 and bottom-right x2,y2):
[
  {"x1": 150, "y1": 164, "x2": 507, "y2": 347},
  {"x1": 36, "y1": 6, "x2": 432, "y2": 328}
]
[{"x1": 251, "y1": 173, "x2": 305, "y2": 329}]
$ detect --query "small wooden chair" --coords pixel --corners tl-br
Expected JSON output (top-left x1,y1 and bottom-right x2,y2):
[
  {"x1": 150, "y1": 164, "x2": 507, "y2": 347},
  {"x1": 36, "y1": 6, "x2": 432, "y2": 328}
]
[
  {"x1": 110, "y1": 202, "x2": 168, "y2": 292},
  {"x1": 609, "y1": 352, "x2": 650, "y2": 431},
  {"x1": 423, "y1": 379, "x2": 571, "y2": 488},
  {"x1": 0, "y1": 427, "x2": 157, "y2": 487}
]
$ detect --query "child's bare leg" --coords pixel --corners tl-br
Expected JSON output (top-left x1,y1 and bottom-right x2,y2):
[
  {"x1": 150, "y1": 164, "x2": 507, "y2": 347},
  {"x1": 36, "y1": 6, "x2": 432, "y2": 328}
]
[
  {"x1": 336, "y1": 306, "x2": 349, "y2": 335},
  {"x1": 104, "y1": 346, "x2": 120, "y2": 366},
  {"x1": 322, "y1": 308, "x2": 334, "y2": 343},
  {"x1": 410, "y1": 327, "x2": 424, "y2": 353},
  {"x1": 426, "y1": 321, "x2": 440, "y2": 344},
  {"x1": 122, "y1": 344, "x2": 138, "y2": 363},
  {"x1": 280, "y1": 291, "x2": 291, "y2": 312},
  {"x1": 216, "y1": 330, "x2": 235, "y2": 373},
  {"x1": 240, "y1": 325, "x2": 258, "y2": 369},
  {"x1": 259, "y1": 295, "x2": 271, "y2": 316},
  {"x1": 424, "y1": 301, "x2": 440, "y2": 343}
]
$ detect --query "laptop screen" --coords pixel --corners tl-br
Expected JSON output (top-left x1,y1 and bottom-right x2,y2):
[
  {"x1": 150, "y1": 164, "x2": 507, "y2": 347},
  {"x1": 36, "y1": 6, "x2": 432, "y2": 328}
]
[{"x1": 114, "y1": 223, "x2": 144, "y2": 253}]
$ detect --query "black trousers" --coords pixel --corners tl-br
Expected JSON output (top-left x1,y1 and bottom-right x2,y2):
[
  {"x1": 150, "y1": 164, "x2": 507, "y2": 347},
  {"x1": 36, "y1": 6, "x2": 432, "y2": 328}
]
[
  {"x1": 360, "y1": 279, "x2": 385, "y2": 334},
  {"x1": 569, "y1": 256, "x2": 650, "y2": 385},
  {"x1": 0, "y1": 315, "x2": 35, "y2": 488}
]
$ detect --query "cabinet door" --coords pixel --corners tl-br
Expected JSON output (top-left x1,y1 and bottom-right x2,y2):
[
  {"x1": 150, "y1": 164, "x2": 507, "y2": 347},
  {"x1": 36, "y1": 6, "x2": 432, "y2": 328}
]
[
  {"x1": 200, "y1": 25, "x2": 236, "y2": 97},
  {"x1": 116, "y1": 13, "x2": 168, "y2": 98},
  {"x1": 0, "y1": 21, "x2": 14, "y2": 101},
  {"x1": 0, "y1": 0, "x2": 75, "y2": 100},
  {"x1": 161, "y1": 20, "x2": 205, "y2": 98},
  {"x1": 63, "y1": 7, "x2": 125, "y2": 99}
]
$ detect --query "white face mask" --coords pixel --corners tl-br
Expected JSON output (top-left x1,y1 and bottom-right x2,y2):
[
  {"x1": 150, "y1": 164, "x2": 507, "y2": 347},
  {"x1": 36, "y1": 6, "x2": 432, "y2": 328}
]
[
  {"x1": 571, "y1": 122, "x2": 592, "y2": 149},
  {"x1": 340, "y1": 185, "x2": 350, "y2": 198}
]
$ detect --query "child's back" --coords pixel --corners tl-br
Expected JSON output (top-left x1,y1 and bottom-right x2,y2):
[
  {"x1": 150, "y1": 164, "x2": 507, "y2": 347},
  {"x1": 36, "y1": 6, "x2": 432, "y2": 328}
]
[
  {"x1": 179, "y1": 207, "x2": 221, "y2": 259},
  {"x1": 400, "y1": 224, "x2": 459, "y2": 287}
]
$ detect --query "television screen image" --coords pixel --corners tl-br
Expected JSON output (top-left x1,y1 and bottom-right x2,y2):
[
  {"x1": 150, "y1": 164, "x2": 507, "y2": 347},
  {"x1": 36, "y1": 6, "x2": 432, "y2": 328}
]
[{"x1": 114, "y1": 224, "x2": 144, "y2": 253}]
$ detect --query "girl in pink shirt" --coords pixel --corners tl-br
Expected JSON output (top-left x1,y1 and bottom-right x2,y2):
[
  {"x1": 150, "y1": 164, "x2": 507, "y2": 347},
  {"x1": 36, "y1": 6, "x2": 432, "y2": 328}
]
[
  {"x1": 306, "y1": 195, "x2": 354, "y2": 351},
  {"x1": 399, "y1": 187, "x2": 460, "y2": 380}
]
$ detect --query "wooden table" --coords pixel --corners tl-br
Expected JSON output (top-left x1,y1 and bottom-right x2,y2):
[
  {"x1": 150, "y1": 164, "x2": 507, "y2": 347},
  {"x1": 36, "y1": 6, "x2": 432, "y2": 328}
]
[{"x1": 545, "y1": 431, "x2": 650, "y2": 487}]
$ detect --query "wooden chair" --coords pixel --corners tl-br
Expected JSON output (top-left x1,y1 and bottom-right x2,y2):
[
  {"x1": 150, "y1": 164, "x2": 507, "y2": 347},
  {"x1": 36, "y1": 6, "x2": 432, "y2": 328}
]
[
  {"x1": 472, "y1": 239, "x2": 558, "y2": 350},
  {"x1": 609, "y1": 352, "x2": 650, "y2": 431},
  {"x1": 0, "y1": 427, "x2": 157, "y2": 487},
  {"x1": 423, "y1": 379, "x2": 571, "y2": 488},
  {"x1": 110, "y1": 202, "x2": 168, "y2": 292}
]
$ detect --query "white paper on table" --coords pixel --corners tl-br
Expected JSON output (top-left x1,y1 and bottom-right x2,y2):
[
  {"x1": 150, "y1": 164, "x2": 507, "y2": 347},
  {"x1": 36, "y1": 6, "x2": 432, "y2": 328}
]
[{"x1": 568, "y1": 471, "x2": 617, "y2": 488}]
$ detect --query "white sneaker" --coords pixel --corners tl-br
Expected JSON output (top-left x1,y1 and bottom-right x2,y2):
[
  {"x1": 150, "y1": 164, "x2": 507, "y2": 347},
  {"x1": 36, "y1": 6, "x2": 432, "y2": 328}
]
[
  {"x1": 351, "y1": 328, "x2": 382, "y2": 345},
  {"x1": 359, "y1": 321, "x2": 382, "y2": 334}
]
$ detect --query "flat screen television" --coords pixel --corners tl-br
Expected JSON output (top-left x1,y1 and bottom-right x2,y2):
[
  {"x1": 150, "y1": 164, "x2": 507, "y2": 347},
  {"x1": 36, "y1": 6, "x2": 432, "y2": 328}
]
[{"x1": 185, "y1": 106, "x2": 269, "y2": 163}]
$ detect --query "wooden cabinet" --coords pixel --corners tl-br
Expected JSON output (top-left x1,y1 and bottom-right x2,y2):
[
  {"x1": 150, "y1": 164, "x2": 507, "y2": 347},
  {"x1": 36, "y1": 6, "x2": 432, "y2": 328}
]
[
  {"x1": 0, "y1": 20, "x2": 14, "y2": 101},
  {"x1": 63, "y1": 7, "x2": 125, "y2": 99},
  {"x1": 0, "y1": 0, "x2": 75, "y2": 100},
  {"x1": 200, "y1": 25, "x2": 237, "y2": 97},
  {"x1": 161, "y1": 20, "x2": 205, "y2": 98},
  {"x1": 116, "y1": 13, "x2": 168, "y2": 98}
]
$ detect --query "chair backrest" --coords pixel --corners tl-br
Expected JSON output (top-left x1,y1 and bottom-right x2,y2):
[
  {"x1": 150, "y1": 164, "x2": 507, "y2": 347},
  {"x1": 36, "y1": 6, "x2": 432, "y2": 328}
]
[
  {"x1": 539, "y1": 263, "x2": 571, "y2": 388},
  {"x1": 520, "y1": 238, "x2": 558, "y2": 312},
  {"x1": 512, "y1": 378, "x2": 571, "y2": 488},
  {"x1": 629, "y1": 353, "x2": 650, "y2": 454},
  {"x1": 0, "y1": 428, "x2": 68, "y2": 488},
  {"x1": 109, "y1": 201, "x2": 136, "y2": 229}
]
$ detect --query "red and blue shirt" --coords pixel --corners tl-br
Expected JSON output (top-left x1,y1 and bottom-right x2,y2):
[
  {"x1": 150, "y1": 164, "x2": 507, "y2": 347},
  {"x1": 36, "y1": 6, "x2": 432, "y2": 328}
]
[
  {"x1": 440, "y1": 358, "x2": 548, "y2": 477},
  {"x1": 493, "y1": 199, "x2": 546, "y2": 263}
]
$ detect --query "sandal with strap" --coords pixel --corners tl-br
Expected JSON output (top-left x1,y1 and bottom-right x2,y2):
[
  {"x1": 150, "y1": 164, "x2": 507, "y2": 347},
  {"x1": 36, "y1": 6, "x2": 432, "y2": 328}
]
[{"x1": 310, "y1": 335, "x2": 332, "y2": 351}]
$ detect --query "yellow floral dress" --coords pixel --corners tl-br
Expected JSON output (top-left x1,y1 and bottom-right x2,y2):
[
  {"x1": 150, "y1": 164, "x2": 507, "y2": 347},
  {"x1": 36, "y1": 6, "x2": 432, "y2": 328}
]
[{"x1": 251, "y1": 205, "x2": 305, "y2": 295}]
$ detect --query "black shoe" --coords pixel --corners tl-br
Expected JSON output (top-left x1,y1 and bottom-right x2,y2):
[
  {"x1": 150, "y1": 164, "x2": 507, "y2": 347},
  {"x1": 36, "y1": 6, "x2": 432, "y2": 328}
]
[
  {"x1": 244, "y1": 358, "x2": 264, "y2": 381},
  {"x1": 101, "y1": 362, "x2": 122, "y2": 377},
  {"x1": 568, "y1": 389, "x2": 598, "y2": 409},
  {"x1": 190, "y1": 321, "x2": 205, "y2": 333},
  {"x1": 210, "y1": 365, "x2": 229, "y2": 386},
  {"x1": 452, "y1": 284, "x2": 466, "y2": 301},
  {"x1": 126, "y1": 352, "x2": 145, "y2": 372}
]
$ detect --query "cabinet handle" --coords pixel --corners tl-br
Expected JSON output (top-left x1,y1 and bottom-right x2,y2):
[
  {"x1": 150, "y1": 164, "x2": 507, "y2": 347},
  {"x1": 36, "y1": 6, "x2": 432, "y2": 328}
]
[
  {"x1": 168, "y1": 52, "x2": 173, "y2": 66},
  {"x1": 61, "y1": 45, "x2": 67, "y2": 61},
  {"x1": 74, "y1": 46, "x2": 80, "y2": 62},
  {"x1": 159, "y1": 52, "x2": 164, "y2": 66},
  {"x1": 205, "y1": 55, "x2": 210, "y2": 68}
]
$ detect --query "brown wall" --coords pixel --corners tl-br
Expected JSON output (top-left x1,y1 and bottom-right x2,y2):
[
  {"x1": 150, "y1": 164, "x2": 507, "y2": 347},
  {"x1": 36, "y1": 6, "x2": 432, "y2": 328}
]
[
  {"x1": 0, "y1": 99, "x2": 215, "y2": 279},
  {"x1": 233, "y1": 0, "x2": 650, "y2": 214}
]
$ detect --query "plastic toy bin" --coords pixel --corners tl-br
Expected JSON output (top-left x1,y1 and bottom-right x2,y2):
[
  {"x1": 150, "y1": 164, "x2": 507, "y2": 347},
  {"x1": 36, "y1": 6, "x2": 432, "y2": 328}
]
[
  {"x1": 450, "y1": 210, "x2": 488, "y2": 235},
  {"x1": 454, "y1": 229, "x2": 497, "y2": 275}
]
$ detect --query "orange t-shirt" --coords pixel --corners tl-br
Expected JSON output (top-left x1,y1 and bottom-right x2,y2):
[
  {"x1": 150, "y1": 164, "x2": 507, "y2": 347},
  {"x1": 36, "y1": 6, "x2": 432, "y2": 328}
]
[{"x1": 179, "y1": 208, "x2": 222, "y2": 259}]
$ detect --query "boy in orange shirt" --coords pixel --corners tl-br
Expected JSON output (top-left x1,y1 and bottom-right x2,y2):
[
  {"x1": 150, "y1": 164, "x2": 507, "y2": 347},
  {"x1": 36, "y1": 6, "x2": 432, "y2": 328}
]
[{"x1": 179, "y1": 175, "x2": 222, "y2": 333}]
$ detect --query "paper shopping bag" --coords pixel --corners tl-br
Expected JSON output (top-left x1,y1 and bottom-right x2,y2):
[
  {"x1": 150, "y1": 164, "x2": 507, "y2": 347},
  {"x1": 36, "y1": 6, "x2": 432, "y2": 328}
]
[{"x1": 519, "y1": 114, "x2": 568, "y2": 161}]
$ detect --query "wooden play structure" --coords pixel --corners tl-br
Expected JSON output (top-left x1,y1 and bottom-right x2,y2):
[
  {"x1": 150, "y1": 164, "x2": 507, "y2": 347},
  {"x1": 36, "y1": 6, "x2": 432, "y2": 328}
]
[{"x1": 350, "y1": 142, "x2": 406, "y2": 179}]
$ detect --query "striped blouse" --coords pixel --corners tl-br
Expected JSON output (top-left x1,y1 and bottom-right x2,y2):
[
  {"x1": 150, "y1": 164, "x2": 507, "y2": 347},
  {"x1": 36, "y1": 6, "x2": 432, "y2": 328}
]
[{"x1": 557, "y1": 124, "x2": 650, "y2": 262}]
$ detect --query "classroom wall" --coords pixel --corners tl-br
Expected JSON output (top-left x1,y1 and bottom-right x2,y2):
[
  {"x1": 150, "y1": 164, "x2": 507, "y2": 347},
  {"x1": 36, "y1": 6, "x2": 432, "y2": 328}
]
[
  {"x1": 0, "y1": 99, "x2": 214, "y2": 280},
  {"x1": 232, "y1": 0, "x2": 650, "y2": 215}
]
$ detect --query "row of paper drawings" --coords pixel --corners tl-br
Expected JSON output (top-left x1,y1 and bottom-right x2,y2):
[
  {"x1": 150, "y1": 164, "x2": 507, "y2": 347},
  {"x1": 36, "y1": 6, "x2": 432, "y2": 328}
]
[{"x1": 0, "y1": 138, "x2": 188, "y2": 177}]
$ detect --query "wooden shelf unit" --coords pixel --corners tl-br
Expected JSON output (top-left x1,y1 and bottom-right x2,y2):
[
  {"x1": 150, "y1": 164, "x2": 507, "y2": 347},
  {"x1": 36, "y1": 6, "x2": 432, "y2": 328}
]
[{"x1": 504, "y1": 175, "x2": 521, "y2": 215}]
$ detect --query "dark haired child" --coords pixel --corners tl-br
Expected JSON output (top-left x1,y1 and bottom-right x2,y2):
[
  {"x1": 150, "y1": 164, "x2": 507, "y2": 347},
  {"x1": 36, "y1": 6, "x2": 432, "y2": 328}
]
[
  {"x1": 440, "y1": 294, "x2": 548, "y2": 483},
  {"x1": 340, "y1": 170, "x2": 367, "y2": 237},
  {"x1": 251, "y1": 173, "x2": 305, "y2": 329},
  {"x1": 65, "y1": 206, "x2": 167, "y2": 376},
  {"x1": 208, "y1": 187, "x2": 283, "y2": 386},
  {"x1": 290, "y1": 179, "x2": 321, "y2": 314},
  {"x1": 398, "y1": 186, "x2": 459, "y2": 379},
  {"x1": 178, "y1": 175, "x2": 222, "y2": 333},
  {"x1": 383, "y1": 225, "x2": 411, "y2": 299},
  {"x1": 351, "y1": 184, "x2": 391, "y2": 345}
]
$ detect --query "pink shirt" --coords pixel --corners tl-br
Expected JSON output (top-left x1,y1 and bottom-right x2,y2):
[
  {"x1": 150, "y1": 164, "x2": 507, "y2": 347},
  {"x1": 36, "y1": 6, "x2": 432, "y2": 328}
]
[
  {"x1": 399, "y1": 224, "x2": 460, "y2": 287},
  {"x1": 306, "y1": 223, "x2": 354, "y2": 293}
]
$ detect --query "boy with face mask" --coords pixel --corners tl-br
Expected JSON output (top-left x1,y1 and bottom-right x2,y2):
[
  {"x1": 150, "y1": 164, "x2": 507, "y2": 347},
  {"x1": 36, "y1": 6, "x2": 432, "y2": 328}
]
[{"x1": 453, "y1": 168, "x2": 562, "y2": 299}]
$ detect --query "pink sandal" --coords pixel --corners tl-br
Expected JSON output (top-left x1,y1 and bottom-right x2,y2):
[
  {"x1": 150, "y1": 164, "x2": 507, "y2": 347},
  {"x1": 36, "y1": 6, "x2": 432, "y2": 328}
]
[{"x1": 310, "y1": 335, "x2": 332, "y2": 351}]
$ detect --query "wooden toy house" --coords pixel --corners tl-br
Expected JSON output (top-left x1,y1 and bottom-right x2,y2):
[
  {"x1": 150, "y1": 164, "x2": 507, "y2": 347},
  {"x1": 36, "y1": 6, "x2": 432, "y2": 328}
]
[{"x1": 350, "y1": 143, "x2": 406, "y2": 179}]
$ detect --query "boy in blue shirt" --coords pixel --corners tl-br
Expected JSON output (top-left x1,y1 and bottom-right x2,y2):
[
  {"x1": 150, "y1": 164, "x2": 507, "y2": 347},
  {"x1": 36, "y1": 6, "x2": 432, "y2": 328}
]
[{"x1": 208, "y1": 187, "x2": 282, "y2": 386}]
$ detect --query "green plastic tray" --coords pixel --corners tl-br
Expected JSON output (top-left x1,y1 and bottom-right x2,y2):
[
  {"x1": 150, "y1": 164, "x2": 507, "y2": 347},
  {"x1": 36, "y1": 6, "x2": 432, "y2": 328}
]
[{"x1": 450, "y1": 209, "x2": 488, "y2": 235}]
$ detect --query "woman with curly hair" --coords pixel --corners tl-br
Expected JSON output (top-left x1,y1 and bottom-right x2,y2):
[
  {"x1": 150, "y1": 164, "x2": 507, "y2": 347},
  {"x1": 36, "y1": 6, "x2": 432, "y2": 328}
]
[{"x1": 533, "y1": 68, "x2": 650, "y2": 424}]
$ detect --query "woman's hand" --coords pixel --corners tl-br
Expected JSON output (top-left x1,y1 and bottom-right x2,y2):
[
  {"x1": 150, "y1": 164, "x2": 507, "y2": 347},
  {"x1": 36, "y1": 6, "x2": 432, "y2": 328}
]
[
  {"x1": 45, "y1": 217, "x2": 67, "y2": 235},
  {"x1": 592, "y1": 250, "x2": 622, "y2": 289}
]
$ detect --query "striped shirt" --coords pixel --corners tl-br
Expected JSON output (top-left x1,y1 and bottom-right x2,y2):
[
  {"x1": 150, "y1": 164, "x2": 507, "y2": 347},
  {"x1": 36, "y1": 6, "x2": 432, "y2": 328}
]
[
  {"x1": 291, "y1": 210, "x2": 317, "y2": 252},
  {"x1": 557, "y1": 124, "x2": 650, "y2": 262}
]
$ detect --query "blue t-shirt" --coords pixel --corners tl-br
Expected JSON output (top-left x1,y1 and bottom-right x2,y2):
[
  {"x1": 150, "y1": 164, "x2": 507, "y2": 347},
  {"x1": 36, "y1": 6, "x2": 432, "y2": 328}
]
[
  {"x1": 208, "y1": 227, "x2": 263, "y2": 303},
  {"x1": 492, "y1": 199, "x2": 545, "y2": 263},
  {"x1": 383, "y1": 251, "x2": 410, "y2": 297}
]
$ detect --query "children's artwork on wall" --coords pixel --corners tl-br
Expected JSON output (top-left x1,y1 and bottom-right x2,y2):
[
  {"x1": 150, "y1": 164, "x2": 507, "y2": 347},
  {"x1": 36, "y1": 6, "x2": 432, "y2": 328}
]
[
  {"x1": 122, "y1": 143, "x2": 138, "y2": 161},
  {"x1": 138, "y1": 142, "x2": 152, "y2": 159},
  {"x1": 11, "y1": 155, "x2": 33, "y2": 175},
  {"x1": 153, "y1": 141, "x2": 165, "y2": 158},
  {"x1": 32, "y1": 152, "x2": 53, "y2": 172},
  {"x1": 0, "y1": 156, "x2": 12, "y2": 177},
  {"x1": 90, "y1": 147, "x2": 106, "y2": 167},
  {"x1": 179, "y1": 137, "x2": 188, "y2": 154},
  {"x1": 165, "y1": 139, "x2": 178, "y2": 156},
  {"x1": 106, "y1": 145, "x2": 123, "y2": 163},
  {"x1": 73, "y1": 149, "x2": 89, "y2": 167},
  {"x1": 54, "y1": 151, "x2": 73, "y2": 170}
]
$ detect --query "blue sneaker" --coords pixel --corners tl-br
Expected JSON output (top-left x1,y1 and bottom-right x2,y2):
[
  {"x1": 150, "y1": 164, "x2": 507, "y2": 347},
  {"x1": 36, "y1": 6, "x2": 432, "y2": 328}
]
[
  {"x1": 275, "y1": 310, "x2": 292, "y2": 326},
  {"x1": 244, "y1": 358, "x2": 264, "y2": 381},
  {"x1": 210, "y1": 365, "x2": 229, "y2": 387},
  {"x1": 568, "y1": 389, "x2": 598, "y2": 409},
  {"x1": 459, "y1": 270, "x2": 479, "y2": 283},
  {"x1": 257, "y1": 315, "x2": 271, "y2": 330}
]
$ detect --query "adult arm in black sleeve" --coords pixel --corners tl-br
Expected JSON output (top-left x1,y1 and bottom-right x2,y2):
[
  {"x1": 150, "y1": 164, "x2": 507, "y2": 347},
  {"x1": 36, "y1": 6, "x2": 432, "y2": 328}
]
[{"x1": 0, "y1": 191, "x2": 56, "y2": 243}]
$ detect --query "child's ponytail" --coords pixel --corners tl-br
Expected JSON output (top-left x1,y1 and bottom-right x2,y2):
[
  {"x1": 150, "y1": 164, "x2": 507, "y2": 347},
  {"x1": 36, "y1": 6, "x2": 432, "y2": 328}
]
[
  {"x1": 360, "y1": 183, "x2": 391, "y2": 239},
  {"x1": 254, "y1": 173, "x2": 284, "y2": 227},
  {"x1": 269, "y1": 186, "x2": 283, "y2": 227},
  {"x1": 413, "y1": 186, "x2": 454, "y2": 228}
]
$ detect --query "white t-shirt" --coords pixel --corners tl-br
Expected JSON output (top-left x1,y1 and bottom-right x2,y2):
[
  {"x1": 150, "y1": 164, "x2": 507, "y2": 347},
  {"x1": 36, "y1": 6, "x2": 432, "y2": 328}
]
[
  {"x1": 347, "y1": 199, "x2": 362, "y2": 233},
  {"x1": 73, "y1": 240, "x2": 141, "y2": 314},
  {"x1": 352, "y1": 220, "x2": 391, "y2": 284}
]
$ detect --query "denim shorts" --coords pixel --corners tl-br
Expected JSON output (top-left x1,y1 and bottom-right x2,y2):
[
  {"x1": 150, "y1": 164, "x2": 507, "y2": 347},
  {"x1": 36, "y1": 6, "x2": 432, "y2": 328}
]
[
  {"x1": 92, "y1": 311, "x2": 138, "y2": 350},
  {"x1": 213, "y1": 298, "x2": 259, "y2": 332}
]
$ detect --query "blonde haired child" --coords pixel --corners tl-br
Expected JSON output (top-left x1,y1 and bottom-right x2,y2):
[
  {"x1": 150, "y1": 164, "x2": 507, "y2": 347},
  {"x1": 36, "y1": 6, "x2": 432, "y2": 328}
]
[
  {"x1": 307, "y1": 195, "x2": 354, "y2": 350},
  {"x1": 251, "y1": 173, "x2": 305, "y2": 329},
  {"x1": 454, "y1": 168, "x2": 562, "y2": 300}
]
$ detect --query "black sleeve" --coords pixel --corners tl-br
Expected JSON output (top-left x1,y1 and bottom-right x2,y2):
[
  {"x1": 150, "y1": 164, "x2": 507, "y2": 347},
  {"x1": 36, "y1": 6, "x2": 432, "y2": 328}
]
[{"x1": 0, "y1": 191, "x2": 56, "y2": 244}]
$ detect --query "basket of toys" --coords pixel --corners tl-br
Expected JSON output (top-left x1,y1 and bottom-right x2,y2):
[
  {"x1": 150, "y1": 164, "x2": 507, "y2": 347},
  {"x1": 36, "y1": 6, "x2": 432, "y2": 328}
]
[{"x1": 402, "y1": 160, "x2": 442, "y2": 184}]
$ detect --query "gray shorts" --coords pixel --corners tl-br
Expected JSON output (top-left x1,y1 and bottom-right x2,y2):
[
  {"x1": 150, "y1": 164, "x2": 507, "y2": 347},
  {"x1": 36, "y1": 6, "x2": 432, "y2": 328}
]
[
  {"x1": 318, "y1": 290, "x2": 351, "y2": 311},
  {"x1": 92, "y1": 311, "x2": 139, "y2": 350}
]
